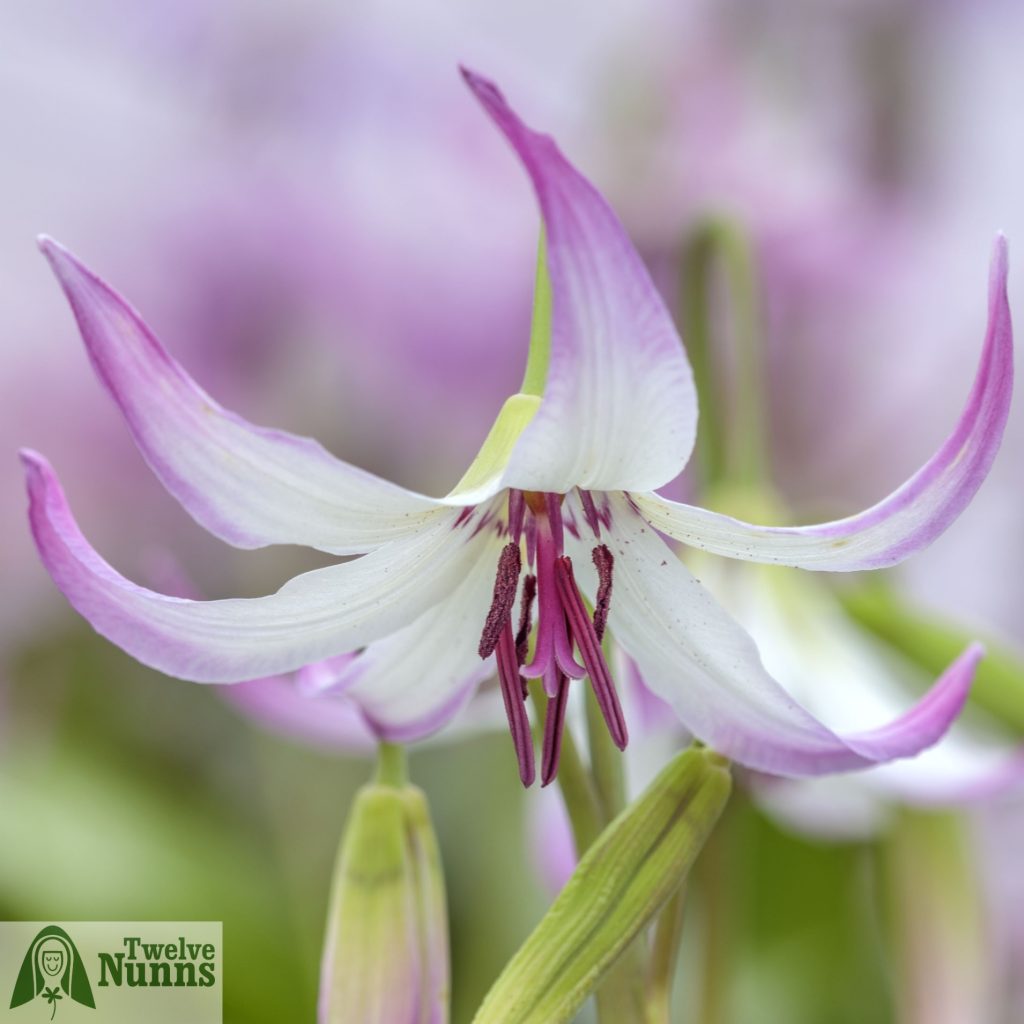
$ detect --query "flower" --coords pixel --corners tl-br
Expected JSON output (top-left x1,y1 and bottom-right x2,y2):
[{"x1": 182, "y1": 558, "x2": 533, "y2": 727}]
[{"x1": 21, "y1": 69, "x2": 1012, "y2": 788}]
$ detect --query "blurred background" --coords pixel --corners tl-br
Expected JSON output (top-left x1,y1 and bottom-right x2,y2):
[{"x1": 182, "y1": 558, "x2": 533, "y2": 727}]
[{"x1": 2, "y1": 1, "x2": 1023, "y2": 1021}]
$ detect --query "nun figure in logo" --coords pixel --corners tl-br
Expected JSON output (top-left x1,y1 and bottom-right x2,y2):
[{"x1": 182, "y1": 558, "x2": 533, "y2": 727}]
[{"x1": 10, "y1": 925, "x2": 96, "y2": 1015}]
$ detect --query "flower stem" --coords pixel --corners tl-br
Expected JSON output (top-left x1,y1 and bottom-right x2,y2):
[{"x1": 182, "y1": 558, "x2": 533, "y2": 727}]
[
  {"x1": 680, "y1": 217, "x2": 770, "y2": 492},
  {"x1": 528, "y1": 681, "x2": 604, "y2": 853},
  {"x1": 374, "y1": 742, "x2": 408, "y2": 788},
  {"x1": 694, "y1": 800, "x2": 733, "y2": 1024},
  {"x1": 585, "y1": 684, "x2": 627, "y2": 822},
  {"x1": 645, "y1": 884, "x2": 688, "y2": 1023}
]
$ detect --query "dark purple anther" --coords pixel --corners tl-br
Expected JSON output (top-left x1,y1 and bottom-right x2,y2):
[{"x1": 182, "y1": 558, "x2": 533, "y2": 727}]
[
  {"x1": 541, "y1": 672, "x2": 570, "y2": 787},
  {"x1": 554, "y1": 556, "x2": 628, "y2": 750},
  {"x1": 479, "y1": 543, "x2": 522, "y2": 659},
  {"x1": 592, "y1": 544, "x2": 614, "y2": 641}
]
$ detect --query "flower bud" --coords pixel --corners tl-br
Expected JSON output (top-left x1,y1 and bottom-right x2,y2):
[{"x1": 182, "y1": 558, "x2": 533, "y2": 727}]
[
  {"x1": 473, "y1": 744, "x2": 731, "y2": 1024},
  {"x1": 319, "y1": 775, "x2": 448, "y2": 1024}
]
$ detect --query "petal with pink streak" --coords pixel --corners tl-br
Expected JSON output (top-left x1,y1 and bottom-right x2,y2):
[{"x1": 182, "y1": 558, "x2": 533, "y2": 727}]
[
  {"x1": 22, "y1": 450, "x2": 485, "y2": 683},
  {"x1": 633, "y1": 237, "x2": 1012, "y2": 571},
  {"x1": 586, "y1": 495, "x2": 980, "y2": 776},
  {"x1": 40, "y1": 238, "x2": 445, "y2": 555},
  {"x1": 460, "y1": 69, "x2": 697, "y2": 496}
]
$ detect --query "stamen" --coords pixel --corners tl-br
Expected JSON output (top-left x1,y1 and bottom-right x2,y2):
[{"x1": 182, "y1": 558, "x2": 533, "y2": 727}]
[
  {"x1": 541, "y1": 672, "x2": 570, "y2": 787},
  {"x1": 507, "y1": 489, "x2": 525, "y2": 543},
  {"x1": 578, "y1": 489, "x2": 602, "y2": 538},
  {"x1": 525, "y1": 516, "x2": 538, "y2": 569},
  {"x1": 479, "y1": 543, "x2": 522, "y2": 659},
  {"x1": 544, "y1": 492, "x2": 564, "y2": 551},
  {"x1": 515, "y1": 574, "x2": 537, "y2": 667},
  {"x1": 592, "y1": 545, "x2": 614, "y2": 641},
  {"x1": 496, "y1": 621, "x2": 535, "y2": 787},
  {"x1": 555, "y1": 556, "x2": 628, "y2": 750}
]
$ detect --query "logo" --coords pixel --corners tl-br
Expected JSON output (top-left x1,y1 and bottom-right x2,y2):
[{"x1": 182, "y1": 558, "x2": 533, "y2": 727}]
[
  {"x1": 1, "y1": 922, "x2": 220, "y2": 1023},
  {"x1": 9, "y1": 926, "x2": 94, "y2": 1019}
]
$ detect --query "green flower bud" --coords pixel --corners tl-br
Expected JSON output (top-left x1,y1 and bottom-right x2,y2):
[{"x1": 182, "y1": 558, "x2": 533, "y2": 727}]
[
  {"x1": 319, "y1": 754, "x2": 448, "y2": 1024},
  {"x1": 473, "y1": 744, "x2": 731, "y2": 1024}
]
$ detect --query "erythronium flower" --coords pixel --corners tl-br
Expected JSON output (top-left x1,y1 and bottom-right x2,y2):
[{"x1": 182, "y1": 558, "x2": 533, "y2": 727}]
[{"x1": 21, "y1": 69, "x2": 1012, "y2": 788}]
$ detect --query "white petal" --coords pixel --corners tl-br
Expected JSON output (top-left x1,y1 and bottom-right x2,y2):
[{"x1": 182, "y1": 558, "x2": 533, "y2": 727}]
[
  {"x1": 346, "y1": 538, "x2": 504, "y2": 742},
  {"x1": 461, "y1": 70, "x2": 697, "y2": 494},
  {"x1": 583, "y1": 495, "x2": 976, "y2": 776},
  {"x1": 698, "y1": 554, "x2": 1024, "y2": 820},
  {"x1": 23, "y1": 451, "x2": 488, "y2": 682}
]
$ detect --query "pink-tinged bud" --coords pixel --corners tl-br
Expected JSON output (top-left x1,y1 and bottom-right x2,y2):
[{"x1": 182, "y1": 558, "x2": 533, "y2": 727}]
[{"x1": 319, "y1": 768, "x2": 449, "y2": 1024}]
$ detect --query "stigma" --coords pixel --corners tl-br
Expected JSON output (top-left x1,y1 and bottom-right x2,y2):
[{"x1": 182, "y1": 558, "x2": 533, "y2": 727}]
[{"x1": 479, "y1": 490, "x2": 627, "y2": 787}]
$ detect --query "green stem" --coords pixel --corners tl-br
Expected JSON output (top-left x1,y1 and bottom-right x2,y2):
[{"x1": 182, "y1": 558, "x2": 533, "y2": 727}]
[
  {"x1": 585, "y1": 685, "x2": 627, "y2": 822},
  {"x1": 645, "y1": 884, "x2": 688, "y2": 1024},
  {"x1": 694, "y1": 802, "x2": 732, "y2": 1024},
  {"x1": 594, "y1": 946, "x2": 648, "y2": 1024},
  {"x1": 527, "y1": 682, "x2": 604, "y2": 854},
  {"x1": 374, "y1": 742, "x2": 408, "y2": 788},
  {"x1": 680, "y1": 217, "x2": 770, "y2": 492}
]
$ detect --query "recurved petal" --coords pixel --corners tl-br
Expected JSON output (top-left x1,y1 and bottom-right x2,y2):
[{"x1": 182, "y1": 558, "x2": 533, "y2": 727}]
[
  {"x1": 347, "y1": 538, "x2": 503, "y2": 742},
  {"x1": 585, "y1": 497, "x2": 979, "y2": 776},
  {"x1": 22, "y1": 450, "x2": 486, "y2": 683},
  {"x1": 461, "y1": 69, "x2": 697, "y2": 494},
  {"x1": 633, "y1": 236, "x2": 1012, "y2": 571},
  {"x1": 40, "y1": 237, "x2": 445, "y2": 554}
]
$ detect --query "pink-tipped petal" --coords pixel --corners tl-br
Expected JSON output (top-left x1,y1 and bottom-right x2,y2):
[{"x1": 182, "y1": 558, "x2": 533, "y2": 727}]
[
  {"x1": 588, "y1": 496, "x2": 979, "y2": 776},
  {"x1": 39, "y1": 237, "x2": 444, "y2": 555},
  {"x1": 634, "y1": 237, "x2": 1012, "y2": 571},
  {"x1": 461, "y1": 69, "x2": 697, "y2": 493},
  {"x1": 22, "y1": 450, "x2": 485, "y2": 682}
]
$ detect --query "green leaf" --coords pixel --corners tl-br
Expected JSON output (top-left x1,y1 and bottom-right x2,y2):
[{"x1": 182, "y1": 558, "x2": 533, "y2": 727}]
[
  {"x1": 472, "y1": 745, "x2": 731, "y2": 1024},
  {"x1": 841, "y1": 582, "x2": 1024, "y2": 734}
]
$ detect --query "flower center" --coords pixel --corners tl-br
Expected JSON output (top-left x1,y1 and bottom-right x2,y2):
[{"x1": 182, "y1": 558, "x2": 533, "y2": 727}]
[{"x1": 479, "y1": 489, "x2": 626, "y2": 787}]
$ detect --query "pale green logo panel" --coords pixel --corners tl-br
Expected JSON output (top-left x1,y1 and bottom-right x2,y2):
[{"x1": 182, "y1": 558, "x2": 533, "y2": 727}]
[{"x1": 0, "y1": 922, "x2": 221, "y2": 1022}]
